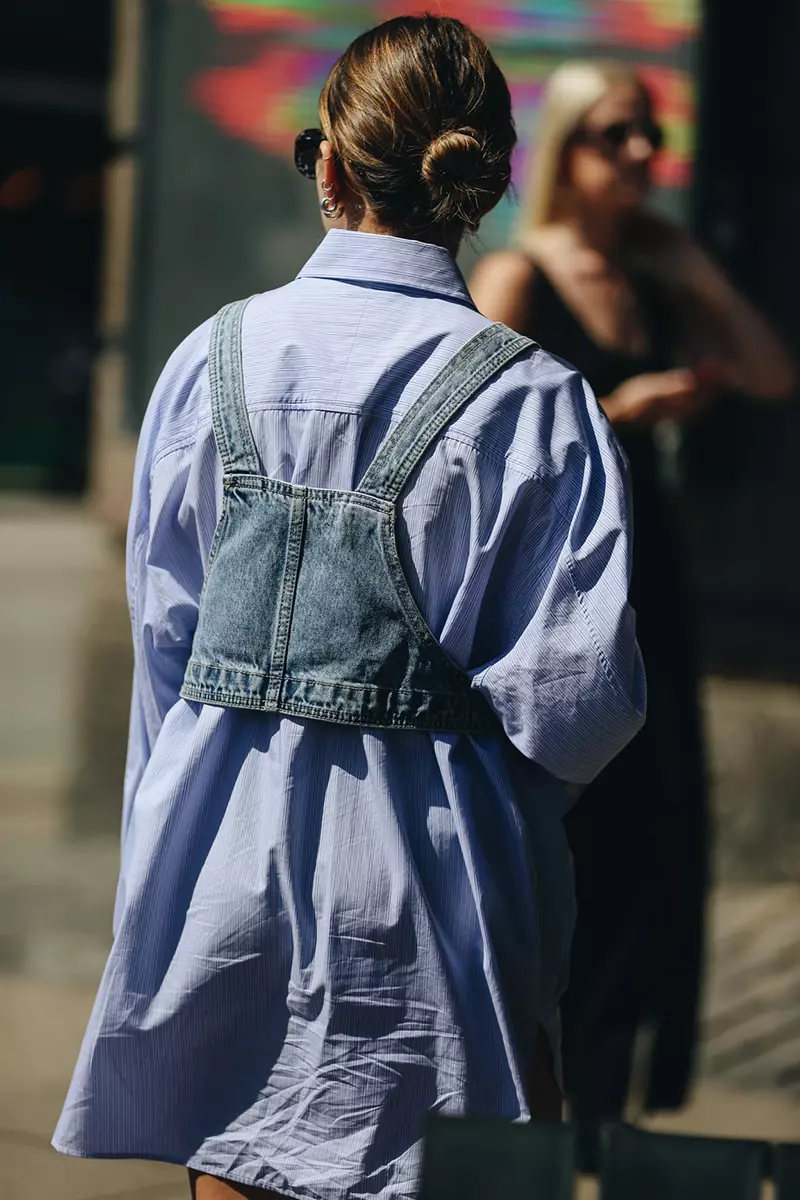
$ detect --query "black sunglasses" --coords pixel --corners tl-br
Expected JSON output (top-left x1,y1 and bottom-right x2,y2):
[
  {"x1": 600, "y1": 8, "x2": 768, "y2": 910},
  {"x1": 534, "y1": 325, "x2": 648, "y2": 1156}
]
[
  {"x1": 295, "y1": 128, "x2": 323, "y2": 179},
  {"x1": 576, "y1": 118, "x2": 664, "y2": 158}
]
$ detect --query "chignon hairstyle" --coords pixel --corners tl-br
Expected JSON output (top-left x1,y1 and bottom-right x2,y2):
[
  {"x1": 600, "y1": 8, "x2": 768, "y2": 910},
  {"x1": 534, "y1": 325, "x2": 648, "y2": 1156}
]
[
  {"x1": 519, "y1": 59, "x2": 647, "y2": 236},
  {"x1": 319, "y1": 15, "x2": 516, "y2": 235}
]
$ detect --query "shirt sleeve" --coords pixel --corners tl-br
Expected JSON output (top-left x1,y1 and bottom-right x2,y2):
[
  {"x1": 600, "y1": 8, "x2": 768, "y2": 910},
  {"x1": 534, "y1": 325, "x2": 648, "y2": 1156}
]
[
  {"x1": 472, "y1": 369, "x2": 646, "y2": 786},
  {"x1": 119, "y1": 320, "x2": 215, "y2": 851}
]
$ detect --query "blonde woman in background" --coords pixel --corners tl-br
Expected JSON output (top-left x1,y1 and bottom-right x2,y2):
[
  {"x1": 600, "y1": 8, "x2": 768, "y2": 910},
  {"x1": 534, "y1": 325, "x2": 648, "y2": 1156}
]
[{"x1": 471, "y1": 60, "x2": 794, "y2": 1125}]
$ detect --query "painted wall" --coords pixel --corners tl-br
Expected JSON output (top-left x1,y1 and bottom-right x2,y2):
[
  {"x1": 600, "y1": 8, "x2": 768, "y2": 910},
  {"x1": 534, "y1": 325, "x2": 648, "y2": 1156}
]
[{"x1": 125, "y1": 0, "x2": 700, "y2": 423}]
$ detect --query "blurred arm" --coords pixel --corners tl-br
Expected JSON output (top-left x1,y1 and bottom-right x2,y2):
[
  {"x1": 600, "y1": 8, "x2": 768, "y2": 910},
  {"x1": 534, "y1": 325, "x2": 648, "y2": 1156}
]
[{"x1": 656, "y1": 223, "x2": 796, "y2": 399}]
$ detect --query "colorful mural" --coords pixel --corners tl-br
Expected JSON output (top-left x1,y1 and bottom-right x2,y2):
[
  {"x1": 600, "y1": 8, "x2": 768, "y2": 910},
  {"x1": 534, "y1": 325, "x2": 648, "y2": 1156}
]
[
  {"x1": 189, "y1": 0, "x2": 700, "y2": 208},
  {"x1": 127, "y1": 0, "x2": 700, "y2": 422}
]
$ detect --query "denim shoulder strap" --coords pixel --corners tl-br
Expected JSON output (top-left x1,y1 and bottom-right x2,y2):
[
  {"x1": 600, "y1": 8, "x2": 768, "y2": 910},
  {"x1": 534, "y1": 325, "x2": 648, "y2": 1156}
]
[
  {"x1": 357, "y1": 322, "x2": 534, "y2": 503},
  {"x1": 209, "y1": 297, "x2": 260, "y2": 475}
]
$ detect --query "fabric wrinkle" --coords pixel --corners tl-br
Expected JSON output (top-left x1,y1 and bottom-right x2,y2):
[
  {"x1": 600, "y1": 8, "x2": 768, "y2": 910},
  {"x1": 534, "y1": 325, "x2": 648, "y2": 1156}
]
[{"x1": 54, "y1": 230, "x2": 645, "y2": 1198}]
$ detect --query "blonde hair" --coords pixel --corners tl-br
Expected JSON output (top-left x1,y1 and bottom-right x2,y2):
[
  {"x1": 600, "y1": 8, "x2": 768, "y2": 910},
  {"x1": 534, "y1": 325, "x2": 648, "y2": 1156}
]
[{"x1": 519, "y1": 59, "x2": 643, "y2": 236}]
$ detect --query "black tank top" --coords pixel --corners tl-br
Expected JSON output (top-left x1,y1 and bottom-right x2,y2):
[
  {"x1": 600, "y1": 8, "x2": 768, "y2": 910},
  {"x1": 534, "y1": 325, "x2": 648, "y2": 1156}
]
[
  {"x1": 526, "y1": 265, "x2": 687, "y2": 672},
  {"x1": 527, "y1": 267, "x2": 670, "y2": 400}
]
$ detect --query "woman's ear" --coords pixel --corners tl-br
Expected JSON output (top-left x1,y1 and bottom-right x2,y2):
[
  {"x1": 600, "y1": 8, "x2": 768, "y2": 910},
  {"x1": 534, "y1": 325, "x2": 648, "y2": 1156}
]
[
  {"x1": 315, "y1": 140, "x2": 347, "y2": 226},
  {"x1": 317, "y1": 140, "x2": 338, "y2": 192}
]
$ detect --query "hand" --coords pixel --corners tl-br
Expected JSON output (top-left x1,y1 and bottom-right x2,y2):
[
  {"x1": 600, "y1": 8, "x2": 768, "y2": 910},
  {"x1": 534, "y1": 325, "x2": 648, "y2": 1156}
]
[
  {"x1": 638, "y1": 217, "x2": 796, "y2": 399},
  {"x1": 600, "y1": 368, "x2": 708, "y2": 427}
]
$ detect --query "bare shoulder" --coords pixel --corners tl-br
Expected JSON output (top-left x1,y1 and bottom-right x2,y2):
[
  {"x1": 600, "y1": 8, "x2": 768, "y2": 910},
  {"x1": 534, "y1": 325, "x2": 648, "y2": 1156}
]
[
  {"x1": 470, "y1": 249, "x2": 537, "y2": 290},
  {"x1": 469, "y1": 248, "x2": 540, "y2": 329}
]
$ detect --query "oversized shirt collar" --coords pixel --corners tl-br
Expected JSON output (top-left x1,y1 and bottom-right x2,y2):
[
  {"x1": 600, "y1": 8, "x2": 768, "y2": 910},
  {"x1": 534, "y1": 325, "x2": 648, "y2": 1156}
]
[{"x1": 297, "y1": 228, "x2": 476, "y2": 307}]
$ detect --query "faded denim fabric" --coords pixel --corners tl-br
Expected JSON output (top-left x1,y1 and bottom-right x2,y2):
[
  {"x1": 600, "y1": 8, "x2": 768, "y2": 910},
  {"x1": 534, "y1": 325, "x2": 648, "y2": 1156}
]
[{"x1": 183, "y1": 300, "x2": 531, "y2": 731}]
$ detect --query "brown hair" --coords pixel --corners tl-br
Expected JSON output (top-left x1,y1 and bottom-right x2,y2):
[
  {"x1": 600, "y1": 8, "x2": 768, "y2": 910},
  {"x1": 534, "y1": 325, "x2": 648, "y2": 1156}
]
[{"x1": 320, "y1": 15, "x2": 516, "y2": 235}]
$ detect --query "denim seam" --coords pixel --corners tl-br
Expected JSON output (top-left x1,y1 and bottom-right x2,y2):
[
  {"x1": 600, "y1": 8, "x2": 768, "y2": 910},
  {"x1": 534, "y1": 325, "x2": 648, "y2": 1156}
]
[
  {"x1": 359, "y1": 327, "x2": 532, "y2": 500},
  {"x1": 204, "y1": 493, "x2": 231, "y2": 574},
  {"x1": 226, "y1": 298, "x2": 261, "y2": 473},
  {"x1": 186, "y1": 495, "x2": 231, "y2": 641},
  {"x1": 382, "y1": 509, "x2": 471, "y2": 688},
  {"x1": 185, "y1": 668, "x2": 468, "y2": 699},
  {"x1": 210, "y1": 300, "x2": 260, "y2": 475},
  {"x1": 222, "y1": 475, "x2": 392, "y2": 513},
  {"x1": 181, "y1": 311, "x2": 521, "y2": 735},
  {"x1": 283, "y1": 674, "x2": 466, "y2": 698},
  {"x1": 181, "y1": 687, "x2": 267, "y2": 711},
  {"x1": 264, "y1": 490, "x2": 306, "y2": 708},
  {"x1": 181, "y1": 685, "x2": 495, "y2": 729},
  {"x1": 357, "y1": 325, "x2": 507, "y2": 498},
  {"x1": 209, "y1": 305, "x2": 232, "y2": 473},
  {"x1": 185, "y1": 663, "x2": 274, "y2": 680},
  {"x1": 377, "y1": 335, "x2": 531, "y2": 499}
]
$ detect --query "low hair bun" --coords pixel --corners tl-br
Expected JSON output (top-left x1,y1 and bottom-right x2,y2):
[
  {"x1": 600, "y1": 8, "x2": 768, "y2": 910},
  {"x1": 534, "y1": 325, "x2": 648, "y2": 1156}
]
[
  {"x1": 421, "y1": 129, "x2": 483, "y2": 188},
  {"x1": 421, "y1": 127, "x2": 509, "y2": 227},
  {"x1": 320, "y1": 15, "x2": 515, "y2": 234}
]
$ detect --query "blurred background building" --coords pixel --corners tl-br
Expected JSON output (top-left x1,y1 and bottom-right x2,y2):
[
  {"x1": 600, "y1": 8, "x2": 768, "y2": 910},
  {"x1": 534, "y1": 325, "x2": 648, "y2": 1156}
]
[
  {"x1": 1, "y1": 2, "x2": 798, "y2": 1196},
  {"x1": 0, "y1": 4, "x2": 110, "y2": 494}
]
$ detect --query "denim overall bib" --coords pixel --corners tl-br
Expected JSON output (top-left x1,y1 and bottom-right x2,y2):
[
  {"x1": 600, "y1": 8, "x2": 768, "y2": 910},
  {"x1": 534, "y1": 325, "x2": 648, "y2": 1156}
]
[{"x1": 181, "y1": 298, "x2": 533, "y2": 732}]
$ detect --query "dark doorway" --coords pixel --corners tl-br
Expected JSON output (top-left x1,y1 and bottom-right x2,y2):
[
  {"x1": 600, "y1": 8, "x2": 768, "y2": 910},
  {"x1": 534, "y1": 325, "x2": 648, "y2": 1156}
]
[
  {"x1": 686, "y1": 0, "x2": 800, "y2": 681},
  {"x1": 0, "y1": 3, "x2": 112, "y2": 492}
]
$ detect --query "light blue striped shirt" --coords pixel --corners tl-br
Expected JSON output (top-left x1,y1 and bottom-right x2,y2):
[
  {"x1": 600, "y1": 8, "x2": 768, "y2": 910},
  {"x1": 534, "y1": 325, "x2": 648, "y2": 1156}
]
[{"x1": 55, "y1": 230, "x2": 644, "y2": 1198}]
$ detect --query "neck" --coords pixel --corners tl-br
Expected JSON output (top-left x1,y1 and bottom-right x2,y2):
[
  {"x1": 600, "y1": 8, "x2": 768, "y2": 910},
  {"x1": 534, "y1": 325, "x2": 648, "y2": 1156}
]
[
  {"x1": 566, "y1": 204, "x2": 625, "y2": 256},
  {"x1": 344, "y1": 203, "x2": 461, "y2": 257}
]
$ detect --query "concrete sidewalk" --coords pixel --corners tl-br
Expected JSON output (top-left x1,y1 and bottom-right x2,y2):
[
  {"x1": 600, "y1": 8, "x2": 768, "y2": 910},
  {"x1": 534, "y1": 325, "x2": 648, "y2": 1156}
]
[{"x1": 0, "y1": 500, "x2": 185, "y2": 1197}]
